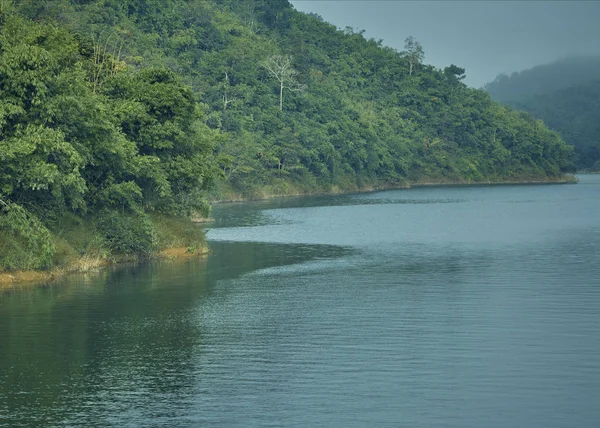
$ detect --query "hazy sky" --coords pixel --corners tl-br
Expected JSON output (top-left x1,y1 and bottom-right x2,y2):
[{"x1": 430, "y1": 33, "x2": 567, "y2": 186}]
[{"x1": 290, "y1": 1, "x2": 600, "y2": 88}]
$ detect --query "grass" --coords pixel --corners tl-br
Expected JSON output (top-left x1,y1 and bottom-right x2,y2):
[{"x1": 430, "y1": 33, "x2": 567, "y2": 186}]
[{"x1": 0, "y1": 212, "x2": 208, "y2": 287}]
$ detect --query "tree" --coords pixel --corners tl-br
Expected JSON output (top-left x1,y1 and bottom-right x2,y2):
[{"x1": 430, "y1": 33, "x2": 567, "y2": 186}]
[
  {"x1": 261, "y1": 55, "x2": 306, "y2": 110},
  {"x1": 444, "y1": 64, "x2": 466, "y2": 83},
  {"x1": 89, "y1": 30, "x2": 126, "y2": 93},
  {"x1": 403, "y1": 36, "x2": 424, "y2": 76},
  {"x1": 221, "y1": 71, "x2": 239, "y2": 111}
]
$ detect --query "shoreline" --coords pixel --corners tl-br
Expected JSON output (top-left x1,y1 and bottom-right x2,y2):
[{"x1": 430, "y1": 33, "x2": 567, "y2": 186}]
[
  {"x1": 0, "y1": 246, "x2": 208, "y2": 290},
  {"x1": 1, "y1": 174, "x2": 577, "y2": 288},
  {"x1": 209, "y1": 174, "x2": 578, "y2": 204}
]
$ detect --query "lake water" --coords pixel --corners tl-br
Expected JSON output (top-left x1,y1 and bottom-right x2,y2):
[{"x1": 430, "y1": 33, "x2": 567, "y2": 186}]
[{"x1": 1, "y1": 176, "x2": 600, "y2": 427}]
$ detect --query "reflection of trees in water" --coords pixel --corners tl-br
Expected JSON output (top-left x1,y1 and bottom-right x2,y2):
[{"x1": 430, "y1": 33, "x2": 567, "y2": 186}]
[
  {"x1": 0, "y1": 241, "x2": 351, "y2": 426},
  {"x1": 209, "y1": 191, "x2": 469, "y2": 231}
]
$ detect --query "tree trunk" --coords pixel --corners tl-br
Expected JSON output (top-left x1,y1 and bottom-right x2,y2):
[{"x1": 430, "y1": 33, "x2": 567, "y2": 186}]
[{"x1": 280, "y1": 81, "x2": 284, "y2": 110}]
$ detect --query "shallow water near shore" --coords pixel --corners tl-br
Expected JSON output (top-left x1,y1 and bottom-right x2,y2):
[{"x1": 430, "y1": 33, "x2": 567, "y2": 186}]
[{"x1": 1, "y1": 175, "x2": 599, "y2": 427}]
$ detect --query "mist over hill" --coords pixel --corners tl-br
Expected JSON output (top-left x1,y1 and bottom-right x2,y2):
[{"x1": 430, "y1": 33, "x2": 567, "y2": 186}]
[{"x1": 485, "y1": 56, "x2": 600, "y2": 169}]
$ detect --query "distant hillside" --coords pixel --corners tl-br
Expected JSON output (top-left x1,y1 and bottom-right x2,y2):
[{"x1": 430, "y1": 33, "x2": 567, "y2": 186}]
[
  {"x1": 484, "y1": 56, "x2": 600, "y2": 169},
  {"x1": 510, "y1": 80, "x2": 600, "y2": 169},
  {"x1": 484, "y1": 56, "x2": 600, "y2": 103}
]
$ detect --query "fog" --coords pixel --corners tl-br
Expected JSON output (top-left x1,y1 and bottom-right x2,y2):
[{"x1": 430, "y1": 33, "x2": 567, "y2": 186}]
[{"x1": 290, "y1": 1, "x2": 600, "y2": 88}]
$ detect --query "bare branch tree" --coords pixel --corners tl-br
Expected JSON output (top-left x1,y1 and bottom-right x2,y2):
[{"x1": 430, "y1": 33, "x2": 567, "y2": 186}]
[
  {"x1": 403, "y1": 36, "x2": 424, "y2": 76},
  {"x1": 238, "y1": 1, "x2": 257, "y2": 32},
  {"x1": 261, "y1": 55, "x2": 306, "y2": 110},
  {"x1": 221, "y1": 71, "x2": 238, "y2": 111},
  {"x1": 91, "y1": 30, "x2": 126, "y2": 93}
]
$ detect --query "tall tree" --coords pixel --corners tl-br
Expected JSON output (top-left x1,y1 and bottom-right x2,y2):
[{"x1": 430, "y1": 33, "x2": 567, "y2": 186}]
[
  {"x1": 444, "y1": 64, "x2": 466, "y2": 82},
  {"x1": 403, "y1": 36, "x2": 424, "y2": 76},
  {"x1": 261, "y1": 55, "x2": 306, "y2": 110}
]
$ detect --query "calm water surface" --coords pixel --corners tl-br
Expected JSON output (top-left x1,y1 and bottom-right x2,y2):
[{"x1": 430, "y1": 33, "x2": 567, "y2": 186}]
[{"x1": 1, "y1": 176, "x2": 600, "y2": 427}]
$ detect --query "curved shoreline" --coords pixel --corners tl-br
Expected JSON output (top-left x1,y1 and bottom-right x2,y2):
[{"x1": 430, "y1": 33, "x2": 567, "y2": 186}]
[
  {"x1": 210, "y1": 174, "x2": 578, "y2": 204},
  {"x1": 1, "y1": 174, "x2": 577, "y2": 288}
]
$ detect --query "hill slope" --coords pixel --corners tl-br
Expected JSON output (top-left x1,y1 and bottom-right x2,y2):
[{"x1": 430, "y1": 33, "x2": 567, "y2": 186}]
[
  {"x1": 1, "y1": 0, "x2": 575, "y2": 271},
  {"x1": 484, "y1": 56, "x2": 600, "y2": 169},
  {"x1": 17, "y1": 0, "x2": 574, "y2": 189}
]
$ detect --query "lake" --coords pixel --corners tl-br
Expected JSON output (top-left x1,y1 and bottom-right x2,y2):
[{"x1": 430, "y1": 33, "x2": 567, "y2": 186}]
[{"x1": 1, "y1": 175, "x2": 599, "y2": 427}]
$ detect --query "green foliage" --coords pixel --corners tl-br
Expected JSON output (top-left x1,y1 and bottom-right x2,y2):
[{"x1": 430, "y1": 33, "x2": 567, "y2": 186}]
[
  {"x1": 484, "y1": 57, "x2": 600, "y2": 169},
  {"x1": 0, "y1": 200, "x2": 55, "y2": 270},
  {"x1": 0, "y1": 0, "x2": 576, "y2": 271},
  {"x1": 0, "y1": 7, "x2": 215, "y2": 270},
  {"x1": 509, "y1": 82, "x2": 600, "y2": 170},
  {"x1": 150, "y1": 214, "x2": 206, "y2": 250},
  {"x1": 96, "y1": 211, "x2": 157, "y2": 257},
  {"x1": 48, "y1": 212, "x2": 107, "y2": 259}
]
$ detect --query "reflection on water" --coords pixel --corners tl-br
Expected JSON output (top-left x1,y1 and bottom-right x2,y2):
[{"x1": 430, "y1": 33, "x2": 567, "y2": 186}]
[
  {"x1": 0, "y1": 243, "x2": 351, "y2": 427},
  {"x1": 1, "y1": 175, "x2": 599, "y2": 427}
]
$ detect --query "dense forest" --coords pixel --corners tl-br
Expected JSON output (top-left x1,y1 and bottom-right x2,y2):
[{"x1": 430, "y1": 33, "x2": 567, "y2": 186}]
[
  {"x1": 1, "y1": 0, "x2": 575, "y2": 272},
  {"x1": 484, "y1": 56, "x2": 600, "y2": 169}
]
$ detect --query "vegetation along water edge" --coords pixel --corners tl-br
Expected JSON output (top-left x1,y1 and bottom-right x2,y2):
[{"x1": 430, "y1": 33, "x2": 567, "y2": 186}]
[{"x1": 0, "y1": 0, "x2": 578, "y2": 285}]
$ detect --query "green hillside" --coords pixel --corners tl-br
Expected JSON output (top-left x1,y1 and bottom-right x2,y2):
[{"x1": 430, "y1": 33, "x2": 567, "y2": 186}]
[
  {"x1": 511, "y1": 80, "x2": 600, "y2": 170},
  {"x1": 0, "y1": 0, "x2": 575, "y2": 272},
  {"x1": 484, "y1": 57, "x2": 600, "y2": 169}
]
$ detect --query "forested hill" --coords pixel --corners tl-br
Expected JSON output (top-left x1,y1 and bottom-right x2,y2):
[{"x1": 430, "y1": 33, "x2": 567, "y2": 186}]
[
  {"x1": 484, "y1": 56, "x2": 600, "y2": 169},
  {"x1": 484, "y1": 56, "x2": 600, "y2": 103},
  {"x1": 14, "y1": 0, "x2": 574, "y2": 190},
  {"x1": 1, "y1": 0, "x2": 574, "y2": 271}
]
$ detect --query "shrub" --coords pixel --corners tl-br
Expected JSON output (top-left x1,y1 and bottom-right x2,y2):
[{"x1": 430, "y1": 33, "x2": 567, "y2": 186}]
[
  {"x1": 96, "y1": 211, "x2": 157, "y2": 258},
  {"x1": 150, "y1": 214, "x2": 206, "y2": 250},
  {"x1": 0, "y1": 202, "x2": 55, "y2": 270}
]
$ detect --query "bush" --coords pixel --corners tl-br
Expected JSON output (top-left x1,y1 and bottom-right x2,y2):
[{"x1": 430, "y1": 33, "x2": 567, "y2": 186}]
[
  {"x1": 96, "y1": 211, "x2": 157, "y2": 258},
  {"x1": 49, "y1": 213, "x2": 106, "y2": 256},
  {"x1": 150, "y1": 214, "x2": 206, "y2": 250},
  {"x1": 0, "y1": 202, "x2": 55, "y2": 271}
]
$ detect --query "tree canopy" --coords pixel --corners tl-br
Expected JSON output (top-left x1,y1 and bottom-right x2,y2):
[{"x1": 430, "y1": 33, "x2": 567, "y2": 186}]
[{"x1": 0, "y1": 6, "x2": 215, "y2": 269}]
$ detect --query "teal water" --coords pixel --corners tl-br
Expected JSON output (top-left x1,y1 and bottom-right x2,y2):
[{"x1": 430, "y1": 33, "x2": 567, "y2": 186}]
[{"x1": 1, "y1": 176, "x2": 600, "y2": 427}]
